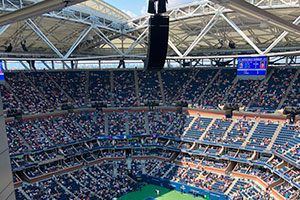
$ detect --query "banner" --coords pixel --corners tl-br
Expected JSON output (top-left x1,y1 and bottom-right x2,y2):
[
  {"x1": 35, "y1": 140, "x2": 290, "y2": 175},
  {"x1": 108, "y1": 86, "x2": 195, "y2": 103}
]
[{"x1": 0, "y1": 60, "x2": 4, "y2": 81}]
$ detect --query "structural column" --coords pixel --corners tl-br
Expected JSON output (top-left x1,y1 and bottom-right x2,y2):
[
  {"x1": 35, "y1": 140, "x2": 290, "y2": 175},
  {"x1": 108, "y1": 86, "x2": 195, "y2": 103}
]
[{"x1": 0, "y1": 91, "x2": 15, "y2": 200}]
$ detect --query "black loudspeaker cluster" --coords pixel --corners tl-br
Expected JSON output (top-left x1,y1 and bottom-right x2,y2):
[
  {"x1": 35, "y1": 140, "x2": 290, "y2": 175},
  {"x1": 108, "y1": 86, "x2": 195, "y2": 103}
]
[
  {"x1": 91, "y1": 101, "x2": 107, "y2": 109},
  {"x1": 144, "y1": 100, "x2": 160, "y2": 106},
  {"x1": 61, "y1": 103, "x2": 75, "y2": 110},
  {"x1": 6, "y1": 108, "x2": 23, "y2": 118},
  {"x1": 176, "y1": 101, "x2": 188, "y2": 107},
  {"x1": 145, "y1": 15, "x2": 169, "y2": 71}
]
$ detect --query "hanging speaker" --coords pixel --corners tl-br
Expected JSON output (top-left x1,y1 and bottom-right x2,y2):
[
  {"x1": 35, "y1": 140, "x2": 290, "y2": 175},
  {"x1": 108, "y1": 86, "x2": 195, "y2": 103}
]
[{"x1": 145, "y1": 15, "x2": 169, "y2": 71}]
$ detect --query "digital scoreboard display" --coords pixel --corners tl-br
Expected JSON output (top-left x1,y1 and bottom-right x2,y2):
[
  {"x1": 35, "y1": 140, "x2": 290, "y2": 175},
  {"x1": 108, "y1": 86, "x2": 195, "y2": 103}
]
[
  {"x1": 237, "y1": 56, "x2": 267, "y2": 80},
  {"x1": 0, "y1": 61, "x2": 4, "y2": 82}
]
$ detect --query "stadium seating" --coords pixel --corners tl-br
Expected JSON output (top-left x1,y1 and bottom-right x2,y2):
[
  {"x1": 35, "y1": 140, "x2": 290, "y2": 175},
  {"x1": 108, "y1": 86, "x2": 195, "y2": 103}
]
[
  {"x1": 281, "y1": 72, "x2": 300, "y2": 108},
  {"x1": 203, "y1": 118, "x2": 232, "y2": 143},
  {"x1": 3, "y1": 67, "x2": 300, "y2": 200},
  {"x1": 161, "y1": 69, "x2": 194, "y2": 104},
  {"x1": 248, "y1": 68, "x2": 297, "y2": 113},
  {"x1": 246, "y1": 121, "x2": 278, "y2": 149},
  {"x1": 178, "y1": 68, "x2": 218, "y2": 105},
  {"x1": 0, "y1": 84, "x2": 22, "y2": 111},
  {"x1": 223, "y1": 119, "x2": 254, "y2": 146},
  {"x1": 200, "y1": 69, "x2": 236, "y2": 109},
  {"x1": 89, "y1": 71, "x2": 111, "y2": 103},
  {"x1": 138, "y1": 70, "x2": 162, "y2": 102},
  {"x1": 184, "y1": 117, "x2": 212, "y2": 140},
  {"x1": 113, "y1": 71, "x2": 137, "y2": 107},
  {"x1": 226, "y1": 80, "x2": 262, "y2": 107},
  {"x1": 1, "y1": 68, "x2": 300, "y2": 114},
  {"x1": 5, "y1": 72, "x2": 52, "y2": 113},
  {"x1": 24, "y1": 72, "x2": 69, "y2": 108}
]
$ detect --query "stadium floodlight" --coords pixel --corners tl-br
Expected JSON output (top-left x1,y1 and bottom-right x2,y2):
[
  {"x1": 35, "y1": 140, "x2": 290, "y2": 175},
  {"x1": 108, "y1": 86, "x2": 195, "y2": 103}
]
[
  {"x1": 210, "y1": 0, "x2": 300, "y2": 36},
  {"x1": 0, "y1": 0, "x2": 87, "y2": 26}
]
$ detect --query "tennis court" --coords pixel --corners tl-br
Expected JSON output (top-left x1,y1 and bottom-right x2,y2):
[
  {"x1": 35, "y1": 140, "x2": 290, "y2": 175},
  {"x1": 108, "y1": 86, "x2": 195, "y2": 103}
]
[{"x1": 118, "y1": 183, "x2": 205, "y2": 200}]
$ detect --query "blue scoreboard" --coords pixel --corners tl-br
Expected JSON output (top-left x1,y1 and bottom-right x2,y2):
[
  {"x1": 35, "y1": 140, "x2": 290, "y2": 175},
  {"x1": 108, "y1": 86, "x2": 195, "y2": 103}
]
[
  {"x1": 237, "y1": 56, "x2": 267, "y2": 80},
  {"x1": 0, "y1": 61, "x2": 4, "y2": 82}
]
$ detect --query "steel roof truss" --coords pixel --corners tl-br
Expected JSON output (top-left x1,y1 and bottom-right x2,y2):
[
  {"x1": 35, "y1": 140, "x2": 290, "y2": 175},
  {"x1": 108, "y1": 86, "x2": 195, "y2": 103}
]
[
  {"x1": 64, "y1": 25, "x2": 93, "y2": 58},
  {"x1": 183, "y1": 11, "x2": 220, "y2": 57},
  {"x1": 93, "y1": 26, "x2": 123, "y2": 55},
  {"x1": 25, "y1": 18, "x2": 63, "y2": 57},
  {"x1": 263, "y1": 15, "x2": 300, "y2": 54},
  {"x1": 221, "y1": 13, "x2": 263, "y2": 55}
]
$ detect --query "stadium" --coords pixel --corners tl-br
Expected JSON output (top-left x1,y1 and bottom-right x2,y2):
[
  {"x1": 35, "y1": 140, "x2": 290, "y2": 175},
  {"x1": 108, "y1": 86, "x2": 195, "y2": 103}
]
[{"x1": 0, "y1": 0, "x2": 300, "y2": 199}]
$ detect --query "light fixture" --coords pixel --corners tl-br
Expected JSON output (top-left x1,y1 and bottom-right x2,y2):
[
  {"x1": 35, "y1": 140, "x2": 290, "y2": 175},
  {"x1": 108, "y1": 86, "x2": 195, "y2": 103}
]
[
  {"x1": 21, "y1": 40, "x2": 28, "y2": 52},
  {"x1": 229, "y1": 41, "x2": 235, "y2": 49},
  {"x1": 4, "y1": 43, "x2": 12, "y2": 52},
  {"x1": 217, "y1": 39, "x2": 223, "y2": 49}
]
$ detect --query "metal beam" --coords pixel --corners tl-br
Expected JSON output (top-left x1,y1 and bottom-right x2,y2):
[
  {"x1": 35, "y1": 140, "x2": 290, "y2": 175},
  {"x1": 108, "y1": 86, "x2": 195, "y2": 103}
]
[
  {"x1": 168, "y1": 40, "x2": 183, "y2": 57},
  {"x1": 25, "y1": 19, "x2": 64, "y2": 58},
  {"x1": 0, "y1": 0, "x2": 87, "y2": 26},
  {"x1": 211, "y1": 0, "x2": 300, "y2": 36},
  {"x1": 221, "y1": 13, "x2": 263, "y2": 55},
  {"x1": 62, "y1": 61, "x2": 71, "y2": 69},
  {"x1": 19, "y1": 61, "x2": 30, "y2": 70},
  {"x1": 41, "y1": 61, "x2": 52, "y2": 70},
  {"x1": 183, "y1": 12, "x2": 219, "y2": 57},
  {"x1": 0, "y1": 24, "x2": 10, "y2": 36},
  {"x1": 263, "y1": 16, "x2": 300, "y2": 54},
  {"x1": 124, "y1": 28, "x2": 148, "y2": 55},
  {"x1": 64, "y1": 25, "x2": 93, "y2": 59},
  {"x1": 93, "y1": 27, "x2": 123, "y2": 55}
]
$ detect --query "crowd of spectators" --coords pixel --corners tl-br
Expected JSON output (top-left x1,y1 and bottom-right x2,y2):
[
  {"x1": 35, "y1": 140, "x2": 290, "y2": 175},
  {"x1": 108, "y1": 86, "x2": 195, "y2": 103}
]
[
  {"x1": 6, "y1": 73, "x2": 52, "y2": 113},
  {"x1": 49, "y1": 71, "x2": 88, "y2": 107},
  {"x1": 161, "y1": 69, "x2": 194, "y2": 104},
  {"x1": 178, "y1": 69, "x2": 217, "y2": 105},
  {"x1": 248, "y1": 68, "x2": 296, "y2": 112},
  {"x1": 108, "y1": 112, "x2": 126, "y2": 136},
  {"x1": 1, "y1": 68, "x2": 300, "y2": 116},
  {"x1": 148, "y1": 110, "x2": 177, "y2": 135},
  {"x1": 113, "y1": 71, "x2": 137, "y2": 107},
  {"x1": 25, "y1": 72, "x2": 69, "y2": 109},
  {"x1": 0, "y1": 84, "x2": 22, "y2": 111},
  {"x1": 199, "y1": 69, "x2": 236, "y2": 109},
  {"x1": 138, "y1": 70, "x2": 162, "y2": 102},
  {"x1": 88, "y1": 71, "x2": 111, "y2": 103},
  {"x1": 127, "y1": 111, "x2": 147, "y2": 135},
  {"x1": 226, "y1": 80, "x2": 262, "y2": 107}
]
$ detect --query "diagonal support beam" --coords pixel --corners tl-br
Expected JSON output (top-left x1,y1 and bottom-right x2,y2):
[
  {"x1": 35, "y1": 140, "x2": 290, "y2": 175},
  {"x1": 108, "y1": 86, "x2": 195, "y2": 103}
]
[
  {"x1": 0, "y1": 24, "x2": 10, "y2": 36},
  {"x1": 19, "y1": 61, "x2": 30, "y2": 70},
  {"x1": 263, "y1": 16, "x2": 300, "y2": 55},
  {"x1": 64, "y1": 25, "x2": 93, "y2": 59},
  {"x1": 93, "y1": 27, "x2": 123, "y2": 55},
  {"x1": 25, "y1": 19, "x2": 64, "y2": 58},
  {"x1": 183, "y1": 12, "x2": 219, "y2": 57},
  {"x1": 62, "y1": 61, "x2": 71, "y2": 69},
  {"x1": 168, "y1": 40, "x2": 183, "y2": 57},
  {"x1": 221, "y1": 13, "x2": 263, "y2": 55},
  {"x1": 124, "y1": 27, "x2": 148, "y2": 55},
  {"x1": 41, "y1": 61, "x2": 52, "y2": 70}
]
